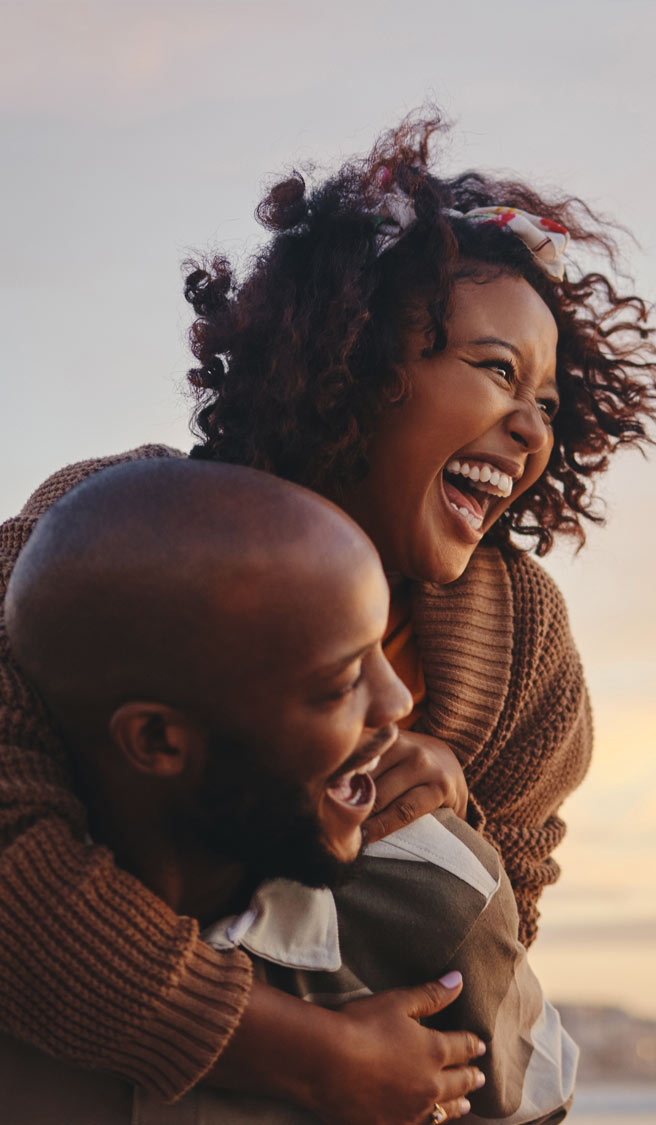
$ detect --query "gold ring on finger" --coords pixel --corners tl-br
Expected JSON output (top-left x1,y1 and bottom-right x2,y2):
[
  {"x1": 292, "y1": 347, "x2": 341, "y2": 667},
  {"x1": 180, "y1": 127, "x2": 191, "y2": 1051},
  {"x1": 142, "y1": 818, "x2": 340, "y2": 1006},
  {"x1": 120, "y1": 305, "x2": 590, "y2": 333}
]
[{"x1": 432, "y1": 1103, "x2": 447, "y2": 1124}]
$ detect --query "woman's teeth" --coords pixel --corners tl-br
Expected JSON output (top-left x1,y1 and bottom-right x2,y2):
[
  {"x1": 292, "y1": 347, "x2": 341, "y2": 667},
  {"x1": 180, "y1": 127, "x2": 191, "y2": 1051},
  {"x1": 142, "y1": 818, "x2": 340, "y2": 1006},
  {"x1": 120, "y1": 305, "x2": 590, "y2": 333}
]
[
  {"x1": 446, "y1": 460, "x2": 514, "y2": 498},
  {"x1": 450, "y1": 504, "x2": 483, "y2": 531}
]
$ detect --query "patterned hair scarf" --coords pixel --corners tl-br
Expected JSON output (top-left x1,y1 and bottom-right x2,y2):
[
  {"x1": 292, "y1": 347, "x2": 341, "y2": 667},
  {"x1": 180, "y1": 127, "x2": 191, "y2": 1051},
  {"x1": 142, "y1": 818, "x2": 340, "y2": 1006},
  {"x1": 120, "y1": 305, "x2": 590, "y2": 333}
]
[{"x1": 372, "y1": 187, "x2": 569, "y2": 281}]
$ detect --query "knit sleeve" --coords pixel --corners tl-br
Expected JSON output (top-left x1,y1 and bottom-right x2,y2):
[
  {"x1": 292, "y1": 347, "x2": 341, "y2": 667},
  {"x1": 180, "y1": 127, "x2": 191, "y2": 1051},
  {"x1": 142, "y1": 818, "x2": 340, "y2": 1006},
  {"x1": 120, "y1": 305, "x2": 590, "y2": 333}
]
[
  {"x1": 0, "y1": 447, "x2": 253, "y2": 1101},
  {"x1": 482, "y1": 550, "x2": 593, "y2": 947},
  {"x1": 412, "y1": 547, "x2": 593, "y2": 948}
]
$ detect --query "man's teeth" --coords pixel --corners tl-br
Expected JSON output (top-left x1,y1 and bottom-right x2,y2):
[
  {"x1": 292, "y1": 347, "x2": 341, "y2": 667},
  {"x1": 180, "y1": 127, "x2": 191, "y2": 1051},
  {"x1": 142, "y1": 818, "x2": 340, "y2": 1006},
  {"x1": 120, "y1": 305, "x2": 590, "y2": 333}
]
[
  {"x1": 450, "y1": 504, "x2": 483, "y2": 531},
  {"x1": 340, "y1": 756, "x2": 380, "y2": 786},
  {"x1": 331, "y1": 756, "x2": 381, "y2": 803},
  {"x1": 446, "y1": 460, "x2": 514, "y2": 498}
]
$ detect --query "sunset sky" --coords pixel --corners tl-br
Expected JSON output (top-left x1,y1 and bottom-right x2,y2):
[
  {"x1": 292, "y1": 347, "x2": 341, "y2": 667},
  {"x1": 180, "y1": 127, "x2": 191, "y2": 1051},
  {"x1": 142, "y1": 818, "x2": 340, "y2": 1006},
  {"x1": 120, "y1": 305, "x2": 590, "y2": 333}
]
[{"x1": 2, "y1": 0, "x2": 655, "y2": 1020}]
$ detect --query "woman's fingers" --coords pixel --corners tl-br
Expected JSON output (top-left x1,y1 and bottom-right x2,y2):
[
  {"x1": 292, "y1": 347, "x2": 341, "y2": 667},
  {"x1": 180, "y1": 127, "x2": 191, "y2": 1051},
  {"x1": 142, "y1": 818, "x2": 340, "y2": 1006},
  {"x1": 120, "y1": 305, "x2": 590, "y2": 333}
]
[
  {"x1": 399, "y1": 972, "x2": 465, "y2": 1019},
  {"x1": 428, "y1": 1095, "x2": 473, "y2": 1122},
  {"x1": 367, "y1": 731, "x2": 469, "y2": 838},
  {"x1": 366, "y1": 774, "x2": 468, "y2": 840},
  {"x1": 366, "y1": 782, "x2": 436, "y2": 841},
  {"x1": 430, "y1": 1063, "x2": 486, "y2": 1102},
  {"x1": 332, "y1": 975, "x2": 486, "y2": 1125},
  {"x1": 372, "y1": 755, "x2": 439, "y2": 809},
  {"x1": 354, "y1": 972, "x2": 486, "y2": 1067},
  {"x1": 371, "y1": 755, "x2": 468, "y2": 816}
]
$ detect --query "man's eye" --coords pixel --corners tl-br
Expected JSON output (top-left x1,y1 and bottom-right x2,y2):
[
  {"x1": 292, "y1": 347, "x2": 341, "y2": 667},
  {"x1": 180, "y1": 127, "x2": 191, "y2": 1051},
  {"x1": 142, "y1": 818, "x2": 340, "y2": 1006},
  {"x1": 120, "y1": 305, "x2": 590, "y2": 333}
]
[{"x1": 328, "y1": 668, "x2": 364, "y2": 701}]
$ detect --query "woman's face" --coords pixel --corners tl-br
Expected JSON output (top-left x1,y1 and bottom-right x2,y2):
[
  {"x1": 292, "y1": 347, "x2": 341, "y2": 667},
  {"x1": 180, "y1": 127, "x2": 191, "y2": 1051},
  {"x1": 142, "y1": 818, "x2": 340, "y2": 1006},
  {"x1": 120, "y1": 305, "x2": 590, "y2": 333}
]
[{"x1": 342, "y1": 272, "x2": 559, "y2": 584}]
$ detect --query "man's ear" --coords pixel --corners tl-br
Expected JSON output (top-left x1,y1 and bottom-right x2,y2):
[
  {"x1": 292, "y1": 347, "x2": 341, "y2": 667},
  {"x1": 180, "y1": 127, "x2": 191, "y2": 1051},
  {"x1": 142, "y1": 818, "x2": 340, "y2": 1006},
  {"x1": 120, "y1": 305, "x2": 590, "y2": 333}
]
[{"x1": 108, "y1": 702, "x2": 208, "y2": 779}]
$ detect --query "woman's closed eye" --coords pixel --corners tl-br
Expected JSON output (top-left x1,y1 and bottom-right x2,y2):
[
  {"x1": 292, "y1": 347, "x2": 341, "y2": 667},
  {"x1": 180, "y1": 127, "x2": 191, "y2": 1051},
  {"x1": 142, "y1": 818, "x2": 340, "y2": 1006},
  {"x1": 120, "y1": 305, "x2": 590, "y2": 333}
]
[
  {"x1": 475, "y1": 357, "x2": 559, "y2": 422},
  {"x1": 476, "y1": 357, "x2": 517, "y2": 384},
  {"x1": 537, "y1": 395, "x2": 560, "y2": 423}
]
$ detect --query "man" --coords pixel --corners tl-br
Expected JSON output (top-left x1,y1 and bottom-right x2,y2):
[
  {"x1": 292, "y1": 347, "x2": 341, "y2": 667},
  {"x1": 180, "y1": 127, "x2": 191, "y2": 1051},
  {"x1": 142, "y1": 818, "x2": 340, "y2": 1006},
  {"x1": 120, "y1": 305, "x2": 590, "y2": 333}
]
[{"x1": 4, "y1": 458, "x2": 575, "y2": 1124}]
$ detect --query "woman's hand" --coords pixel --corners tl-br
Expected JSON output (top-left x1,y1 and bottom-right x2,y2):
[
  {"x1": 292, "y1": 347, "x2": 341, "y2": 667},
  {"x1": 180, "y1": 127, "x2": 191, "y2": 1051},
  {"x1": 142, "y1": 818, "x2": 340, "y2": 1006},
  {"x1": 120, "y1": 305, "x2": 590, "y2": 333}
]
[
  {"x1": 365, "y1": 730, "x2": 468, "y2": 843},
  {"x1": 207, "y1": 973, "x2": 485, "y2": 1124},
  {"x1": 330, "y1": 973, "x2": 485, "y2": 1124}
]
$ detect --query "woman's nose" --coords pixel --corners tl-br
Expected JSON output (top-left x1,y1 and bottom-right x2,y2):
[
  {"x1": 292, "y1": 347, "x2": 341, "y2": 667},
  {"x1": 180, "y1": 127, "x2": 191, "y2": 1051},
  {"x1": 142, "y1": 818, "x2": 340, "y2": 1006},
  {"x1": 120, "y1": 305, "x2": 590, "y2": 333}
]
[{"x1": 506, "y1": 397, "x2": 550, "y2": 454}]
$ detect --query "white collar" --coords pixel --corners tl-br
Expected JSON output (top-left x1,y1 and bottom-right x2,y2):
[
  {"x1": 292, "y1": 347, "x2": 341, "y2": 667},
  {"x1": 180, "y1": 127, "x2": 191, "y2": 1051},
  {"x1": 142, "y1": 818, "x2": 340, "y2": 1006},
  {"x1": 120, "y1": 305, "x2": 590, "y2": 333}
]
[
  {"x1": 202, "y1": 878, "x2": 341, "y2": 971},
  {"x1": 201, "y1": 814, "x2": 498, "y2": 972},
  {"x1": 365, "y1": 813, "x2": 499, "y2": 900}
]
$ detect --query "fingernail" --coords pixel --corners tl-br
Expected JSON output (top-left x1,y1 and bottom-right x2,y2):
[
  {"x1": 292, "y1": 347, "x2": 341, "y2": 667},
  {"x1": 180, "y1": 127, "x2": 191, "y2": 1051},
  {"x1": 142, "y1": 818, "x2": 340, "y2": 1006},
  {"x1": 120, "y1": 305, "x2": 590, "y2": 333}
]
[
  {"x1": 438, "y1": 970, "x2": 462, "y2": 989},
  {"x1": 475, "y1": 1070, "x2": 486, "y2": 1088},
  {"x1": 476, "y1": 1039, "x2": 486, "y2": 1056},
  {"x1": 459, "y1": 1099, "x2": 471, "y2": 1115}
]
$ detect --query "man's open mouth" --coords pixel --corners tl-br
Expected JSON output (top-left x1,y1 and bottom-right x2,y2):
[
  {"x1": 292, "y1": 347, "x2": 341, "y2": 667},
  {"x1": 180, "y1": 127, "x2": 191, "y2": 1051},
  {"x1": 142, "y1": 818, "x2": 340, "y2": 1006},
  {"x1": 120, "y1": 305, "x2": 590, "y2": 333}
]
[
  {"x1": 442, "y1": 458, "x2": 518, "y2": 532},
  {"x1": 326, "y1": 754, "x2": 381, "y2": 808}
]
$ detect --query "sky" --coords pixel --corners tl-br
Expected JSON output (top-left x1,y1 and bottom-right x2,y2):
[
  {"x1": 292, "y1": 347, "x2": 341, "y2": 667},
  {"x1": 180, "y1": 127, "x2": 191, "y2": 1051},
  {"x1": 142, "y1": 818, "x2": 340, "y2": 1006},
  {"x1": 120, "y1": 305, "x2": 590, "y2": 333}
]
[{"x1": 1, "y1": 0, "x2": 655, "y2": 1020}]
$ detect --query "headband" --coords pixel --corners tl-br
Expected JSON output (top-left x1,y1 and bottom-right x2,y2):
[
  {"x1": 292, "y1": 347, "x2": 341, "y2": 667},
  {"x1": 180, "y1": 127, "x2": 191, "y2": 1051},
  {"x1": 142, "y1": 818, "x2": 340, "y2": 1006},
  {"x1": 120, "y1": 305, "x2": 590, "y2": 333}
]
[{"x1": 372, "y1": 189, "x2": 569, "y2": 281}]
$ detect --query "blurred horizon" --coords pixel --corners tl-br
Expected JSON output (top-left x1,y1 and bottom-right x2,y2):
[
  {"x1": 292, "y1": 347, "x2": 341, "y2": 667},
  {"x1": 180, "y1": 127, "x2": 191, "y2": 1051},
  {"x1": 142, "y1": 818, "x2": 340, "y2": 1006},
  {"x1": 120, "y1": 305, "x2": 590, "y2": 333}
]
[{"x1": 2, "y1": 0, "x2": 655, "y2": 1022}]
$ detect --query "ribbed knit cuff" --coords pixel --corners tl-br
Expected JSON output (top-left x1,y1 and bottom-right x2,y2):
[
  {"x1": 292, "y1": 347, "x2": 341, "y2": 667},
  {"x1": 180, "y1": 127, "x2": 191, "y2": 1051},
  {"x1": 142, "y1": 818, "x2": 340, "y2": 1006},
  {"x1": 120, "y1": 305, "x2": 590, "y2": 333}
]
[{"x1": 111, "y1": 941, "x2": 253, "y2": 1103}]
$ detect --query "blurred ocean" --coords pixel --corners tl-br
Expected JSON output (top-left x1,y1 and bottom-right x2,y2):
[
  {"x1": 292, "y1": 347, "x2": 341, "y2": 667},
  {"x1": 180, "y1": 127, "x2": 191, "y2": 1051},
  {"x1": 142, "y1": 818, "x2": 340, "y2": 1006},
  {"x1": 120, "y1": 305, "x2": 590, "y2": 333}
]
[{"x1": 569, "y1": 1083, "x2": 656, "y2": 1122}]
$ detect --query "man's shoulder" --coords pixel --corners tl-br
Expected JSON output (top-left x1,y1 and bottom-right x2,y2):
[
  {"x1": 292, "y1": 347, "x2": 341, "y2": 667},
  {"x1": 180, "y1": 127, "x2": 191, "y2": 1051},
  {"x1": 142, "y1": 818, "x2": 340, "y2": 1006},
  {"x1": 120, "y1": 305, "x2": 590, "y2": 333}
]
[
  {"x1": 334, "y1": 813, "x2": 508, "y2": 992},
  {"x1": 365, "y1": 810, "x2": 501, "y2": 896}
]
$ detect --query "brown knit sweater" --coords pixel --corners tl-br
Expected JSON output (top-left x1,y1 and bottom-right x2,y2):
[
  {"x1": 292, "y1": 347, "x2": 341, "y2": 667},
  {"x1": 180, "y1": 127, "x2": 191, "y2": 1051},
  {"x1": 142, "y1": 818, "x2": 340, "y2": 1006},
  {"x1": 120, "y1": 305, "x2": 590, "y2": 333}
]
[
  {"x1": 0, "y1": 446, "x2": 591, "y2": 1092},
  {"x1": 413, "y1": 547, "x2": 593, "y2": 947}
]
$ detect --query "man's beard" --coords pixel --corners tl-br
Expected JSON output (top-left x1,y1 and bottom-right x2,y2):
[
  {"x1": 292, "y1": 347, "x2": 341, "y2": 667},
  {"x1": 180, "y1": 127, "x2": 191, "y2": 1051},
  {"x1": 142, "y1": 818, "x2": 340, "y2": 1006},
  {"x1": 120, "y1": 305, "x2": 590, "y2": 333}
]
[{"x1": 185, "y1": 731, "x2": 362, "y2": 890}]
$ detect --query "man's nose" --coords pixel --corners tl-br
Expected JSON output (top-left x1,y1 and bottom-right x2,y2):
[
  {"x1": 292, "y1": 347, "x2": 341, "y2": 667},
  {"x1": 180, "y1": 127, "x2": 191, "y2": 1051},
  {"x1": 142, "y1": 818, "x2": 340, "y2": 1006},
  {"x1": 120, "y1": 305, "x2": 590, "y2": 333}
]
[{"x1": 367, "y1": 652, "x2": 413, "y2": 730}]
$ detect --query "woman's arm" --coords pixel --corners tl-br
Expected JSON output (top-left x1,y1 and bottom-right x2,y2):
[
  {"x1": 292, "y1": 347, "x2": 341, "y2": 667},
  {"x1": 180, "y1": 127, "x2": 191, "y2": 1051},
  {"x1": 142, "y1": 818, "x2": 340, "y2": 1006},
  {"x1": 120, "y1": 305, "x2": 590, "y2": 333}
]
[
  {"x1": 0, "y1": 446, "x2": 256, "y2": 1100},
  {"x1": 412, "y1": 545, "x2": 593, "y2": 947}
]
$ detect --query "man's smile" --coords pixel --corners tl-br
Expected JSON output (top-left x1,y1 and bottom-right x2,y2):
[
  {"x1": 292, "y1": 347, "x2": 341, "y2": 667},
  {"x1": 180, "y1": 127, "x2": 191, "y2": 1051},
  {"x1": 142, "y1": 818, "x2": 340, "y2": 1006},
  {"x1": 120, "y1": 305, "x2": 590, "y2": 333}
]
[{"x1": 325, "y1": 724, "x2": 399, "y2": 819}]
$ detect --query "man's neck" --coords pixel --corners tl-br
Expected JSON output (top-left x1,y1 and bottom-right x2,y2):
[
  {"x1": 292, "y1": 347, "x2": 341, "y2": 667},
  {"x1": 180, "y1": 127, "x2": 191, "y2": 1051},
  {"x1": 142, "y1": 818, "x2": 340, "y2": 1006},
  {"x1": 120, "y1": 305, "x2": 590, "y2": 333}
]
[
  {"x1": 85, "y1": 787, "x2": 253, "y2": 926},
  {"x1": 162, "y1": 849, "x2": 256, "y2": 927}
]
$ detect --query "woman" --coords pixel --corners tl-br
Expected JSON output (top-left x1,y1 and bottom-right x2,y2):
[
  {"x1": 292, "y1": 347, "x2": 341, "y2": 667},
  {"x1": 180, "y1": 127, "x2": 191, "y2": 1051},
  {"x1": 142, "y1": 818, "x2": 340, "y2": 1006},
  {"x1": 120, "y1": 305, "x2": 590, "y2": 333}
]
[
  {"x1": 184, "y1": 111, "x2": 656, "y2": 946},
  {"x1": 0, "y1": 110, "x2": 652, "y2": 1121}
]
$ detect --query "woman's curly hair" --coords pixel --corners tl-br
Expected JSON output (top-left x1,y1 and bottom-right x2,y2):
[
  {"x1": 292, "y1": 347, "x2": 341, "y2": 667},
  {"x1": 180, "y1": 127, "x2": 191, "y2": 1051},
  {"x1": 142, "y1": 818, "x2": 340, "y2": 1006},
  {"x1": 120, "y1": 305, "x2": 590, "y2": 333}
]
[{"x1": 185, "y1": 111, "x2": 656, "y2": 555}]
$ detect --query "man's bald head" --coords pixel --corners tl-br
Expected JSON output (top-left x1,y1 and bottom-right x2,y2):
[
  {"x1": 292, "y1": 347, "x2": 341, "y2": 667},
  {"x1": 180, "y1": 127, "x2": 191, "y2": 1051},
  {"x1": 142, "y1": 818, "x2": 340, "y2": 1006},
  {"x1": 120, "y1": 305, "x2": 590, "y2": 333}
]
[{"x1": 5, "y1": 458, "x2": 376, "y2": 734}]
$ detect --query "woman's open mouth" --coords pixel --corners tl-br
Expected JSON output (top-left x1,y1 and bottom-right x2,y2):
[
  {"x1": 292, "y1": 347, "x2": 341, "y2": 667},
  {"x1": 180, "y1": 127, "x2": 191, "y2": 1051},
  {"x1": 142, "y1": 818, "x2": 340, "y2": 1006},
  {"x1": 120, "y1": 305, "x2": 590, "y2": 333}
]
[{"x1": 442, "y1": 458, "x2": 517, "y2": 534}]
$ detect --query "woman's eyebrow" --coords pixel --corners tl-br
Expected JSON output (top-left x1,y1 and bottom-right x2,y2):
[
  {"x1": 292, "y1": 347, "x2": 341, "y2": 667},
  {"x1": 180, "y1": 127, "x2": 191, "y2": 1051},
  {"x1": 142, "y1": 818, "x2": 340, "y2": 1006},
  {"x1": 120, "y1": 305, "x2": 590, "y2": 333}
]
[{"x1": 470, "y1": 335, "x2": 522, "y2": 358}]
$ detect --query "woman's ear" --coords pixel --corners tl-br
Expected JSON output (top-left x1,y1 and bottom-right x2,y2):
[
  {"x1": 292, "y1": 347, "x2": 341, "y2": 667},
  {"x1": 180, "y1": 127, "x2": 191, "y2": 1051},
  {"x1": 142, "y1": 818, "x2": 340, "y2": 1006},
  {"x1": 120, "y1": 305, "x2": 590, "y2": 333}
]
[{"x1": 108, "y1": 702, "x2": 208, "y2": 779}]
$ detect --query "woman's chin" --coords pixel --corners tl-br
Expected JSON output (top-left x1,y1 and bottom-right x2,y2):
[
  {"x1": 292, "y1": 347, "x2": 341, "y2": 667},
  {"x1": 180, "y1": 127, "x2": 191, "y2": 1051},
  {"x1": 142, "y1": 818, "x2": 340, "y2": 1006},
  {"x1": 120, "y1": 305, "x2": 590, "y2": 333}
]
[{"x1": 406, "y1": 540, "x2": 479, "y2": 586}]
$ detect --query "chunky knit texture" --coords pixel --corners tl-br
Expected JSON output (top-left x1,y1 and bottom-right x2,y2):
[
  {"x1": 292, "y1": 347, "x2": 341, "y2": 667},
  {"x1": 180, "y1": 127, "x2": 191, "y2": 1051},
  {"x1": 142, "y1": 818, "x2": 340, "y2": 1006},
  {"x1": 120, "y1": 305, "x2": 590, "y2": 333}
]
[
  {"x1": 413, "y1": 547, "x2": 593, "y2": 947},
  {"x1": 0, "y1": 446, "x2": 591, "y2": 1089},
  {"x1": 0, "y1": 447, "x2": 253, "y2": 1101}
]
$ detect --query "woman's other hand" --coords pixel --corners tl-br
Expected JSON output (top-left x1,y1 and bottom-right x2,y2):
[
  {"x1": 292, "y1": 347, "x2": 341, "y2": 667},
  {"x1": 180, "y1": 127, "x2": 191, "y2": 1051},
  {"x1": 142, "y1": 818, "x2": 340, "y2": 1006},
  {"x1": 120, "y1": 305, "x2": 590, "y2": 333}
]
[
  {"x1": 332, "y1": 972, "x2": 485, "y2": 1124},
  {"x1": 208, "y1": 973, "x2": 484, "y2": 1124},
  {"x1": 365, "y1": 730, "x2": 468, "y2": 843}
]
